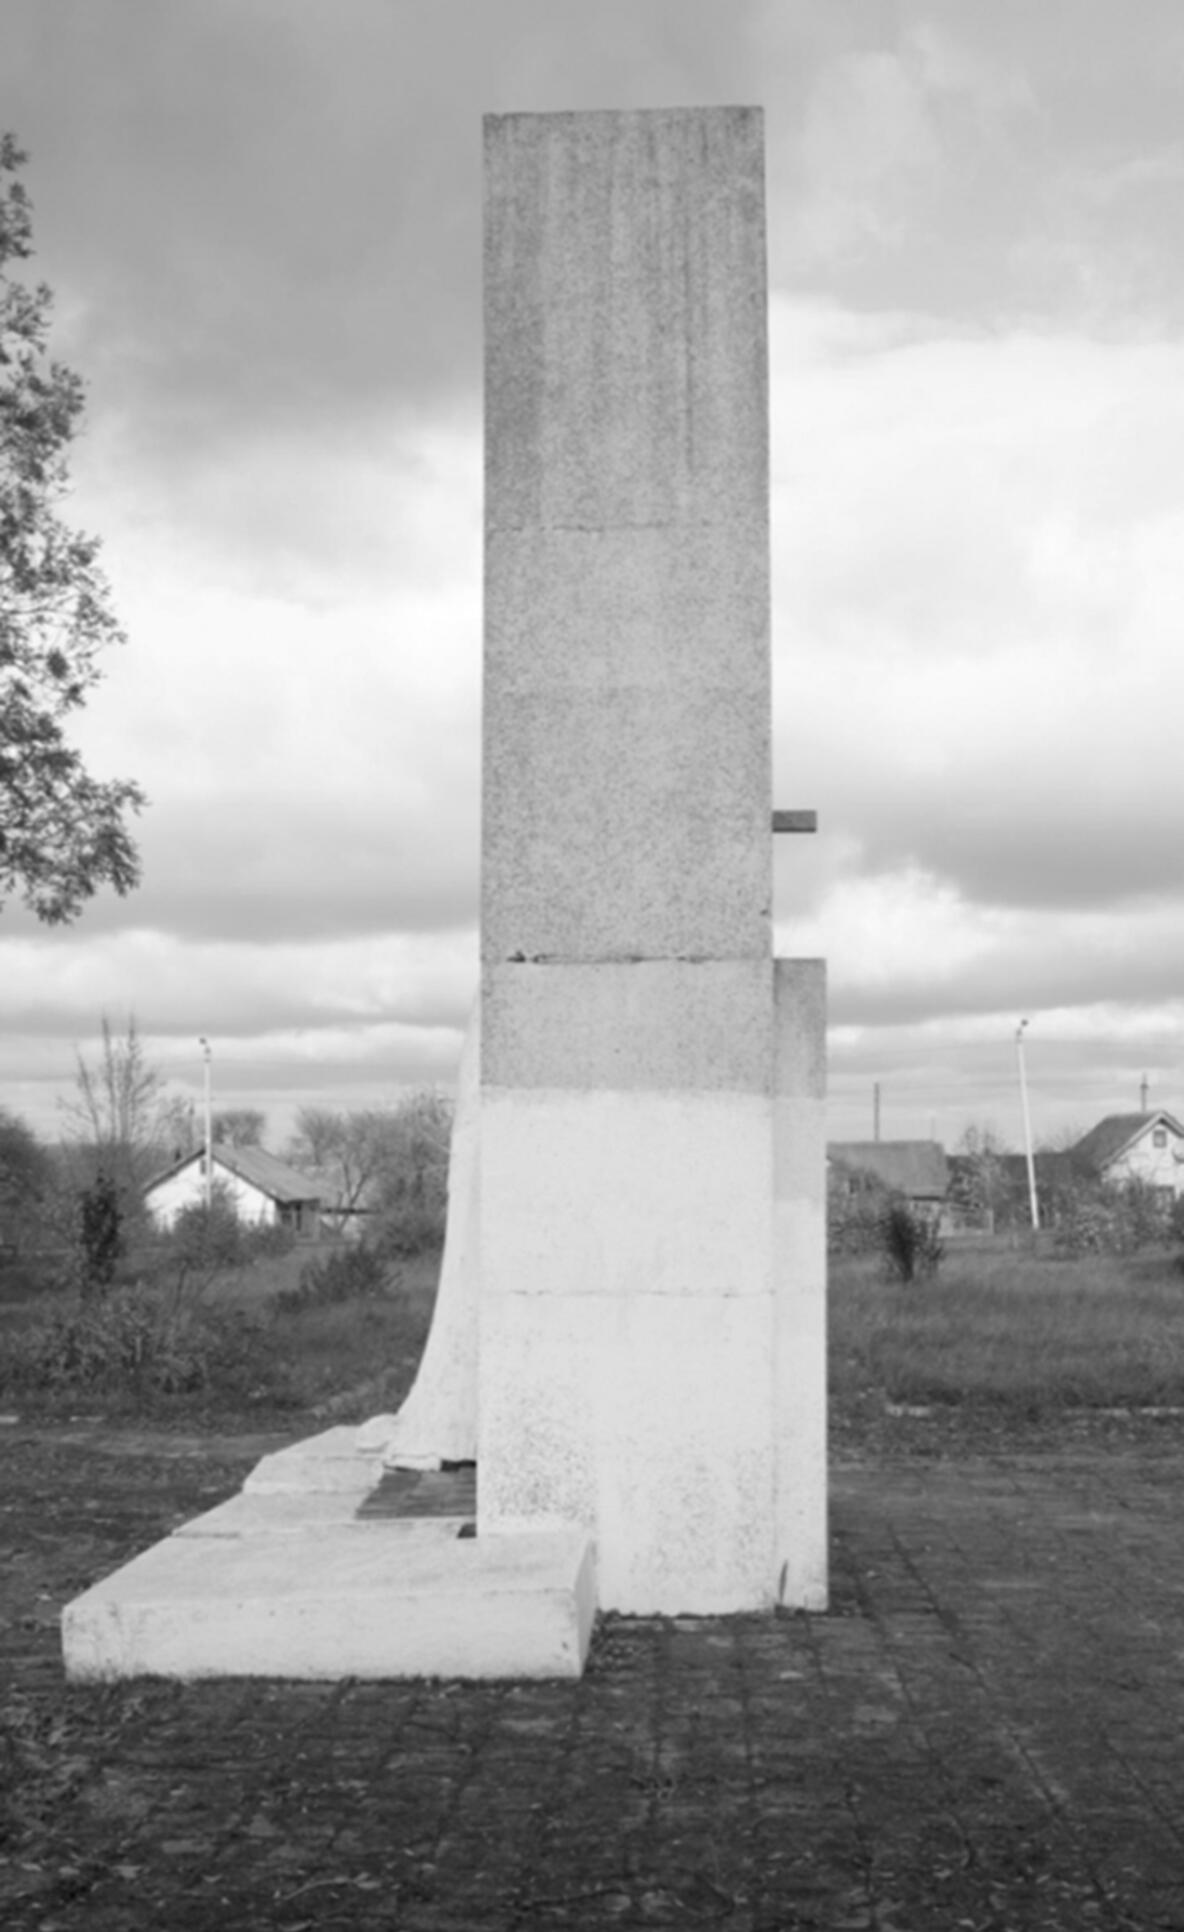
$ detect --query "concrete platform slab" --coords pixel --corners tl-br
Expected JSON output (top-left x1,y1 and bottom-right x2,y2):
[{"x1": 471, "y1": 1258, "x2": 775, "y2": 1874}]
[
  {"x1": 63, "y1": 1515, "x2": 596, "y2": 1683},
  {"x1": 242, "y1": 1424, "x2": 380, "y2": 1495},
  {"x1": 169, "y1": 1490, "x2": 465, "y2": 1537}
]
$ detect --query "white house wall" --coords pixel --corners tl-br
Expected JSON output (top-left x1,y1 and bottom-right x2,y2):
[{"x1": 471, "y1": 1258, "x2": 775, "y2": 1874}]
[
  {"x1": 1104, "y1": 1130, "x2": 1184, "y2": 1196},
  {"x1": 145, "y1": 1165, "x2": 278, "y2": 1230}
]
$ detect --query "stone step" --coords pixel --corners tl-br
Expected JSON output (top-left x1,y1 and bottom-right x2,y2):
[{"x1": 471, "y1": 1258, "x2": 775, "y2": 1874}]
[{"x1": 63, "y1": 1498, "x2": 596, "y2": 1682}]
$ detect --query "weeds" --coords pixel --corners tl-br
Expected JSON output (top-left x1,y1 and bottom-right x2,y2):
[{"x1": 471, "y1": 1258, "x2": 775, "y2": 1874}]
[
  {"x1": 274, "y1": 1242, "x2": 397, "y2": 1313},
  {"x1": 0, "y1": 1244, "x2": 440, "y2": 1419},
  {"x1": 832, "y1": 1245, "x2": 1184, "y2": 1414},
  {"x1": 1, "y1": 1286, "x2": 282, "y2": 1404}
]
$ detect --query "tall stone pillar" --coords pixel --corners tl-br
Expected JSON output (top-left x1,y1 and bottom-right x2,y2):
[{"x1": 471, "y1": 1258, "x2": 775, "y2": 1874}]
[{"x1": 478, "y1": 107, "x2": 824, "y2": 1614}]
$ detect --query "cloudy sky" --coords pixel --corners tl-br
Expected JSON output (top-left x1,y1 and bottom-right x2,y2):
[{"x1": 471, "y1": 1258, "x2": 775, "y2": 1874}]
[{"x1": 3, "y1": 0, "x2": 1184, "y2": 1151}]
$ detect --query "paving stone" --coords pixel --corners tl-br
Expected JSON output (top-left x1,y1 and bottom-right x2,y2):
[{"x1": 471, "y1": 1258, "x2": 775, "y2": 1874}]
[{"x1": 4, "y1": 1424, "x2": 1184, "y2": 1926}]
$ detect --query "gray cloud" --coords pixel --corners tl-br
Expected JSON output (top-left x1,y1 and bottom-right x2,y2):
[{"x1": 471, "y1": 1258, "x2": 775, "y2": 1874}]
[
  {"x1": 4, "y1": 0, "x2": 1178, "y2": 608},
  {"x1": 0, "y1": 786, "x2": 479, "y2": 945},
  {"x1": 6, "y1": 0, "x2": 1184, "y2": 1137},
  {"x1": 827, "y1": 919, "x2": 1184, "y2": 1030},
  {"x1": 819, "y1": 776, "x2": 1184, "y2": 916},
  {"x1": 7, "y1": 0, "x2": 1173, "y2": 475},
  {"x1": 2, "y1": 978, "x2": 471, "y2": 1043},
  {"x1": 3, "y1": 0, "x2": 773, "y2": 455}
]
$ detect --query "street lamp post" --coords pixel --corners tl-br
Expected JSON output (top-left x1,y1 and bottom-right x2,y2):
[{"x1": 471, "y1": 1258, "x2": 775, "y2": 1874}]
[
  {"x1": 1015, "y1": 1019, "x2": 1039, "y2": 1234},
  {"x1": 199, "y1": 1038, "x2": 212, "y2": 1210}
]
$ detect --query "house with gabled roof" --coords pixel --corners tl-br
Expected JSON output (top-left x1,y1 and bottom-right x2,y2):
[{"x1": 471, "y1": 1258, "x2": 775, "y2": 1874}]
[
  {"x1": 1069, "y1": 1110, "x2": 1184, "y2": 1201},
  {"x1": 143, "y1": 1144, "x2": 323, "y2": 1237},
  {"x1": 828, "y1": 1140, "x2": 949, "y2": 1214}
]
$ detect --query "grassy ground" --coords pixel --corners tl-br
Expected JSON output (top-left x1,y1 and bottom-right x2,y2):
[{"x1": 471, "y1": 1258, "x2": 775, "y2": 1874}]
[
  {"x1": 831, "y1": 1239, "x2": 1184, "y2": 1416},
  {"x1": 0, "y1": 1242, "x2": 441, "y2": 1427},
  {"x1": 6, "y1": 1234, "x2": 1184, "y2": 1434}
]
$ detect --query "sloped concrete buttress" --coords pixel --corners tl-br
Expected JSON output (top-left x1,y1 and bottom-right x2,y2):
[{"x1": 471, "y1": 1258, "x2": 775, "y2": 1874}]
[{"x1": 354, "y1": 1000, "x2": 481, "y2": 1469}]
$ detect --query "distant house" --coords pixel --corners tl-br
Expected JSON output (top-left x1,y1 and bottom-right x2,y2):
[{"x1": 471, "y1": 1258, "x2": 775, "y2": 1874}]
[
  {"x1": 143, "y1": 1145, "x2": 323, "y2": 1237},
  {"x1": 1069, "y1": 1111, "x2": 1184, "y2": 1202},
  {"x1": 827, "y1": 1140, "x2": 949, "y2": 1218},
  {"x1": 996, "y1": 1148, "x2": 1078, "y2": 1197}
]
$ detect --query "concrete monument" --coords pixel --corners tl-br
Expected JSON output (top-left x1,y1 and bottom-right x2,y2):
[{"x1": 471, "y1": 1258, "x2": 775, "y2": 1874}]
[
  {"x1": 62, "y1": 105, "x2": 826, "y2": 1680},
  {"x1": 476, "y1": 106, "x2": 825, "y2": 1614}
]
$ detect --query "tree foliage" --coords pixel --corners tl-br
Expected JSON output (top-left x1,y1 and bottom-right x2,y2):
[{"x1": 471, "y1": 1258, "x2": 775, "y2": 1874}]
[
  {"x1": 286, "y1": 1092, "x2": 454, "y2": 1251},
  {"x1": 212, "y1": 1107, "x2": 266, "y2": 1148},
  {"x1": 0, "y1": 1104, "x2": 52, "y2": 1253},
  {"x1": 1, "y1": 134, "x2": 144, "y2": 923},
  {"x1": 77, "y1": 1171, "x2": 123, "y2": 1294},
  {"x1": 947, "y1": 1123, "x2": 1010, "y2": 1228},
  {"x1": 286, "y1": 1104, "x2": 399, "y2": 1219},
  {"x1": 827, "y1": 1159, "x2": 892, "y2": 1257}
]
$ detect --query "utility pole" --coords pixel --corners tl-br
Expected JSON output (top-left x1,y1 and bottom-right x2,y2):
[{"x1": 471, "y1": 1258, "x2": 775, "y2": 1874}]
[
  {"x1": 873, "y1": 1082, "x2": 881, "y2": 1143},
  {"x1": 1140, "y1": 1073, "x2": 1149, "y2": 1112},
  {"x1": 1015, "y1": 1019, "x2": 1039, "y2": 1232},
  {"x1": 199, "y1": 1038, "x2": 212, "y2": 1210}
]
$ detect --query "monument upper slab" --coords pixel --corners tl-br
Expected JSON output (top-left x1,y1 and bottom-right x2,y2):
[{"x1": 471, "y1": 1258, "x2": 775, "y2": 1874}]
[{"x1": 482, "y1": 107, "x2": 772, "y2": 964}]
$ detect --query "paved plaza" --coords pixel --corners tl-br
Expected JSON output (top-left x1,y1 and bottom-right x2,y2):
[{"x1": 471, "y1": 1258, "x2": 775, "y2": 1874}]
[{"x1": 3, "y1": 1419, "x2": 1183, "y2": 1929}]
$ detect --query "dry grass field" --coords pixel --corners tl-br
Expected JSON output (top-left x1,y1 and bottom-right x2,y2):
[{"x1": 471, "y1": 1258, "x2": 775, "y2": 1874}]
[
  {"x1": 5, "y1": 1233, "x2": 1184, "y2": 1432},
  {"x1": 830, "y1": 1239, "x2": 1184, "y2": 1416}
]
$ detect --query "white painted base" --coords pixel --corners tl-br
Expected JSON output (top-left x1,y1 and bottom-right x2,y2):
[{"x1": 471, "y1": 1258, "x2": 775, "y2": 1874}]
[
  {"x1": 480, "y1": 1286, "x2": 777, "y2": 1613},
  {"x1": 476, "y1": 958, "x2": 829, "y2": 1616},
  {"x1": 478, "y1": 1080, "x2": 779, "y2": 1614},
  {"x1": 62, "y1": 1485, "x2": 596, "y2": 1682}
]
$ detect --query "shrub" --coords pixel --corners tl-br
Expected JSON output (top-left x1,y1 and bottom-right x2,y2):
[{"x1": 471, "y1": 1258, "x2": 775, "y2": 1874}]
[
  {"x1": 242, "y1": 1219, "x2": 298, "y2": 1260},
  {"x1": 141, "y1": 1189, "x2": 297, "y2": 1290},
  {"x1": 168, "y1": 1187, "x2": 246, "y2": 1272},
  {"x1": 879, "y1": 1200, "x2": 944, "y2": 1285},
  {"x1": 375, "y1": 1194, "x2": 448, "y2": 1259},
  {"x1": 0, "y1": 1285, "x2": 281, "y2": 1403},
  {"x1": 368, "y1": 1091, "x2": 451, "y2": 1256},
  {"x1": 77, "y1": 1173, "x2": 122, "y2": 1294},
  {"x1": 828, "y1": 1163, "x2": 892, "y2": 1258},
  {"x1": 0, "y1": 1251, "x2": 68, "y2": 1303},
  {"x1": 0, "y1": 1108, "x2": 55, "y2": 1257},
  {"x1": 274, "y1": 1241, "x2": 397, "y2": 1314},
  {"x1": 1051, "y1": 1179, "x2": 1172, "y2": 1258}
]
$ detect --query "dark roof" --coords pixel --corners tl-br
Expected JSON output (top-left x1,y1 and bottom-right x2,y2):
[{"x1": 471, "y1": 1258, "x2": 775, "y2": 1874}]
[
  {"x1": 828, "y1": 1140, "x2": 948, "y2": 1199},
  {"x1": 213, "y1": 1145, "x2": 323, "y2": 1202},
  {"x1": 998, "y1": 1150, "x2": 1079, "y2": 1189},
  {"x1": 144, "y1": 1144, "x2": 322, "y2": 1205},
  {"x1": 1070, "y1": 1111, "x2": 1184, "y2": 1177}
]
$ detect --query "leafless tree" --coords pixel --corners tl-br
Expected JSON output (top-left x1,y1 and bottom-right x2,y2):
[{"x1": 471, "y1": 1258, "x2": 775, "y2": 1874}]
[
  {"x1": 286, "y1": 1106, "x2": 343, "y2": 1172},
  {"x1": 286, "y1": 1094, "x2": 454, "y2": 1233},
  {"x1": 287, "y1": 1106, "x2": 400, "y2": 1222},
  {"x1": 60, "y1": 1015, "x2": 165, "y2": 1197},
  {"x1": 59, "y1": 1015, "x2": 205, "y2": 1231}
]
